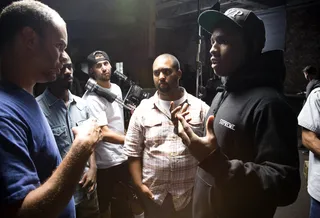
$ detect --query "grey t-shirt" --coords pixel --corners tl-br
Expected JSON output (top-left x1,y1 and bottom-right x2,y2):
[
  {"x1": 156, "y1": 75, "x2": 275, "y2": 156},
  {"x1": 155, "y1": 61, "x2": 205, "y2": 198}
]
[
  {"x1": 298, "y1": 87, "x2": 320, "y2": 202},
  {"x1": 83, "y1": 83, "x2": 127, "y2": 169}
]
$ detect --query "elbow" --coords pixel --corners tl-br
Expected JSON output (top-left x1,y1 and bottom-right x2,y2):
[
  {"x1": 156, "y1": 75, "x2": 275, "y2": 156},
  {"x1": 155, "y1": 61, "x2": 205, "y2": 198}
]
[
  {"x1": 301, "y1": 129, "x2": 316, "y2": 151},
  {"x1": 301, "y1": 136, "x2": 309, "y2": 149},
  {"x1": 101, "y1": 133, "x2": 113, "y2": 143}
]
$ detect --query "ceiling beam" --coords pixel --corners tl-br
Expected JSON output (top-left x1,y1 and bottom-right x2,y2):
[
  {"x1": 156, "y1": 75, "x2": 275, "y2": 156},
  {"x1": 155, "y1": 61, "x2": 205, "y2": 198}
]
[
  {"x1": 155, "y1": 19, "x2": 185, "y2": 29},
  {"x1": 155, "y1": 0, "x2": 313, "y2": 29},
  {"x1": 286, "y1": 0, "x2": 320, "y2": 8},
  {"x1": 156, "y1": 0, "x2": 184, "y2": 10},
  {"x1": 156, "y1": 0, "x2": 205, "y2": 10},
  {"x1": 156, "y1": 0, "x2": 289, "y2": 19},
  {"x1": 157, "y1": 0, "x2": 216, "y2": 19}
]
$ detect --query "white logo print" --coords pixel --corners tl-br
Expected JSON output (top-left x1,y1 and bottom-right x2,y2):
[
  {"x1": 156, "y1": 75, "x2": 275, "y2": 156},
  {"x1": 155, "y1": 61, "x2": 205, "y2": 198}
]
[
  {"x1": 225, "y1": 8, "x2": 244, "y2": 18},
  {"x1": 219, "y1": 119, "x2": 235, "y2": 131}
]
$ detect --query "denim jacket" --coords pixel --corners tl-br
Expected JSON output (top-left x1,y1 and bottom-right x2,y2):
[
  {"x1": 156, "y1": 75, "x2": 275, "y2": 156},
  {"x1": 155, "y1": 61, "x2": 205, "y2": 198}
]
[{"x1": 36, "y1": 89, "x2": 92, "y2": 205}]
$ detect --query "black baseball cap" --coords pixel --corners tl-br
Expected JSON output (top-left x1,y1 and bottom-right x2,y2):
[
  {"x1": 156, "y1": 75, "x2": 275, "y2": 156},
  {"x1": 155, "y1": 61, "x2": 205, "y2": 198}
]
[
  {"x1": 198, "y1": 8, "x2": 266, "y2": 50},
  {"x1": 87, "y1": 50, "x2": 110, "y2": 67}
]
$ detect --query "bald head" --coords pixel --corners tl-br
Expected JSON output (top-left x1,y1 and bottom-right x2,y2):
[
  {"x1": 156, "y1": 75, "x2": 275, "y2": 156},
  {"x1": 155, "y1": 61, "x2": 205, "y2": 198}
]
[
  {"x1": 153, "y1": 54, "x2": 180, "y2": 71},
  {"x1": 152, "y1": 53, "x2": 182, "y2": 96}
]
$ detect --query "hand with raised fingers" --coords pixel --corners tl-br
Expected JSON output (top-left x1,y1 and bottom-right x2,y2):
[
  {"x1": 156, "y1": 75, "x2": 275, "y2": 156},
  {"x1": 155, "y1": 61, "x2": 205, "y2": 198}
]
[
  {"x1": 170, "y1": 102, "x2": 191, "y2": 134},
  {"x1": 176, "y1": 114, "x2": 218, "y2": 161}
]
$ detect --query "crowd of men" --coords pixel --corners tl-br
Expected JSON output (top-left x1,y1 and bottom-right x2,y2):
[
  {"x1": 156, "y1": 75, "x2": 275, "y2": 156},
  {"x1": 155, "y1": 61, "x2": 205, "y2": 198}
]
[{"x1": 4, "y1": 0, "x2": 320, "y2": 218}]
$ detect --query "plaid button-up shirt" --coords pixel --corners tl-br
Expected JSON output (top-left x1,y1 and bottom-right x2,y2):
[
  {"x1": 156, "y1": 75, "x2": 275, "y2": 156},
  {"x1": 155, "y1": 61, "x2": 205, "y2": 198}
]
[{"x1": 124, "y1": 89, "x2": 209, "y2": 210}]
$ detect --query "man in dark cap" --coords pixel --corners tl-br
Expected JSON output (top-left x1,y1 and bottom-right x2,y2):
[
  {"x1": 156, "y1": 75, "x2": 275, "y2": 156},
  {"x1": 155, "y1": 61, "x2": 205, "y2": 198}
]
[
  {"x1": 83, "y1": 50, "x2": 140, "y2": 218},
  {"x1": 174, "y1": 8, "x2": 301, "y2": 218}
]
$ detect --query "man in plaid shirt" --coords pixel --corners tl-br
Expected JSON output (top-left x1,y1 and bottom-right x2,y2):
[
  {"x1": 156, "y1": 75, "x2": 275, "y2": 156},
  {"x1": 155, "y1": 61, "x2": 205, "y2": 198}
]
[{"x1": 124, "y1": 54, "x2": 209, "y2": 218}]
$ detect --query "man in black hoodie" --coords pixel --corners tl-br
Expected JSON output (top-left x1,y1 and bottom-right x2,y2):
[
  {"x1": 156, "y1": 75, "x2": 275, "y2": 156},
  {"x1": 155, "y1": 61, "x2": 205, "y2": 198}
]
[{"x1": 173, "y1": 8, "x2": 301, "y2": 218}]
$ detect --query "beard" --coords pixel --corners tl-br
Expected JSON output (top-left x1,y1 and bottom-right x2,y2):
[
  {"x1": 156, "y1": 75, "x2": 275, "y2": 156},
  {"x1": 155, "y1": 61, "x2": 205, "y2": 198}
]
[
  {"x1": 157, "y1": 83, "x2": 170, "y2": 93},
  {"x1": 66, "y1": 80, "x2": 73, "y2": 90},
  {"x1": 96, "y1": 74, "x2": 110, "y2": 82},
  {"x1": 49, "y1": 77, "x2": 73, "y2": 91}
]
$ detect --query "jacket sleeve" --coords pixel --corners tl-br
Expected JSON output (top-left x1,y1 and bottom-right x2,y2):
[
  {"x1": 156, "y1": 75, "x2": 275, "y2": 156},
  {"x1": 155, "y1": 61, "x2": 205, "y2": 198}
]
[{"x1": 199, "y1": 99, "x2": 301, "y2": 208}]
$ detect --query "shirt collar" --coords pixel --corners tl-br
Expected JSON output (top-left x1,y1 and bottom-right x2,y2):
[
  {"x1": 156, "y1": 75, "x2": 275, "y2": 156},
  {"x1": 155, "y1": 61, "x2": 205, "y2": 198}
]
[
  {"x1": 152, "y1": 87, "x2": 190, "y2": 110},
  {"x1": 44, "y1": 88, "x2": 75, "y2": 107}
]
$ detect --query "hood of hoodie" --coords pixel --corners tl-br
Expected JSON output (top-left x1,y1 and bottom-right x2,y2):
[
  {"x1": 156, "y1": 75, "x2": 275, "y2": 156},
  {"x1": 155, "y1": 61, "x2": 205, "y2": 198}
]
[
  {"x1": 306, "y1": 79, "x2": 320, "y2": 97},
  {"x1": 221, "y1": 50, "x2": 286, "y2": 92},
  {"x1": 307, "y1": 79, "x2": 320, "y2": 91}
]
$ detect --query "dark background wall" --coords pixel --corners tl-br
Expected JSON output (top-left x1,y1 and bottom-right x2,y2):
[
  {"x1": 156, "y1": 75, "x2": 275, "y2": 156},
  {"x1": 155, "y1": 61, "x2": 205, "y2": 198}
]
[
  {"x1": 66, "y1": 0, "x2": 320, "y2": 98},
  {"x1": 155, "y1": 1, "x2": 320, "y2": 97},
  {"x1": 61, "y1": 0, "x2": 155, "y2": 89},
  {"x1": 1, "y1": 0, "x2": 320, "y2": 96},
  {"x1": 285, "y1": 2, "x2": 320, "y2": 93}
]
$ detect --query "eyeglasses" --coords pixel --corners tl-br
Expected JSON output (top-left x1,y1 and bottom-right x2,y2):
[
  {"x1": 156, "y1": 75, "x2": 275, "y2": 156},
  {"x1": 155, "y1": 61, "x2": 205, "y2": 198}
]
[
  {"x1": 61, "y1": 63, "x2": 73, "y2": 72},
  {"x1": 153, "y1": 68, "x2": 174, "y2": 77}
]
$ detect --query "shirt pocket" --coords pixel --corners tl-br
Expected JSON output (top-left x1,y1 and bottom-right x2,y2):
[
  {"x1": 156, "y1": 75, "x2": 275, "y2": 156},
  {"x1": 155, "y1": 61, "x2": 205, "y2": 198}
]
[
  {"x1": 144, "y1": 120, "x2": 165, "y2": 147},
  {"x1": 51, "y1": 125, "x2": 71, "y2": 158}
]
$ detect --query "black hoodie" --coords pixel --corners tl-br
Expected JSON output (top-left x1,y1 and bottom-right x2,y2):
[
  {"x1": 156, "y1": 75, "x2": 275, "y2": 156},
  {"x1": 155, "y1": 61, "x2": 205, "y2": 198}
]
[{"x1": 193, "y1": 50, "x2": 301, "y2": 218}]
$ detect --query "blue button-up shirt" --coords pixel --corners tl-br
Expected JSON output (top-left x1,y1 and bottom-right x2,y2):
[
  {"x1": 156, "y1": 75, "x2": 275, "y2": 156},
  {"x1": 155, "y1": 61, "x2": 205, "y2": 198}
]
[{"x1": 36, "y1": 89, "x2": 91, "y2": 205}]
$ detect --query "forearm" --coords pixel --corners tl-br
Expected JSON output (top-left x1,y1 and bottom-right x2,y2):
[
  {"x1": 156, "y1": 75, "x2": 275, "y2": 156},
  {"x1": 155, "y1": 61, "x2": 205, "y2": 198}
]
[
  {"x1": 102, "y1": 131, "x2": 125, "y2": 144},
  {"x1": 128, "y1": 157, "x2": 143, "y2": 187},
  {"x1": 302, "y1": 128, "x2": 320, "y2": 156},
  {"x1": 89, "y1": 152, "x2": 97, "y2": 170},
  {"x1": 18, "y1": 139, "x2": 92, "y2": 218},
  {"x1": 199, "y1": 147, "x2": 300, "y2": 207}
]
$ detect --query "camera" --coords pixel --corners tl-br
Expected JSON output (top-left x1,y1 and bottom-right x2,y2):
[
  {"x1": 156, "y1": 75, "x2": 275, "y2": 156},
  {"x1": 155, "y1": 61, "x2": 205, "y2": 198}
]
[
  {"x1": 113, "y1": 69, "x2": 150, "y2": 108},
  {"x1": 84, "y1": 78, "x2": 136, "y2": 111},
  {"x1": 81, "y1": 61, "x2": 150, "y2": 109}
]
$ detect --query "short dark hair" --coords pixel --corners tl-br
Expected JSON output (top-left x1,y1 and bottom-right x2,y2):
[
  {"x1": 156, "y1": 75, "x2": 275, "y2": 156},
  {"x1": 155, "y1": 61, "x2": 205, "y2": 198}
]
[
  {"x1": 303, "y1": 65, "x2": 317, "y2": 75},
  {"x1": 0, "y1": 0, "x2": 64, "y2": 52}
]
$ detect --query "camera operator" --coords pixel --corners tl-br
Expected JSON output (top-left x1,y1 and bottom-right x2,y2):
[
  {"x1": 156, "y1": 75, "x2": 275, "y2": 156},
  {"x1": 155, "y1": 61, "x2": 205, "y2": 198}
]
[{"x1": 83, "y1": 50, "x2": 143, "y2": 218}]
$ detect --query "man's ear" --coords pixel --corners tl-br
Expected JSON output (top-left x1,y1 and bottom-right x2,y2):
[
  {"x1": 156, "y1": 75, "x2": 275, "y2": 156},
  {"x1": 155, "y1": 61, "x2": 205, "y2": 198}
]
[
  {"x1": 20, "y1": 27, "x2": 39, "y2": 50},
  {"x1": 89, "y1": 68, "x2": 95, "y2": 79},
  {"x1": 177, "y1": 69, "x2": 182, "y2": 79}
]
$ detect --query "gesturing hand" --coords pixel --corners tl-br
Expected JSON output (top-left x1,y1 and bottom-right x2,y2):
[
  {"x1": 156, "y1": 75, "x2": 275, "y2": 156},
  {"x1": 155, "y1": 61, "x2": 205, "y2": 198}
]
[
  {"x1": 170, "y1": 102, "x2": 190, "y2": 133},
  {"x1": 79, "y1": 168, "x2": 97, "y2": 193},
  {"x1": 176, "y1": 114, "x2": 218, "y2": 162},
  {"x1": 72, "y1": 118, "x2": 102, "y2": 152}
]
